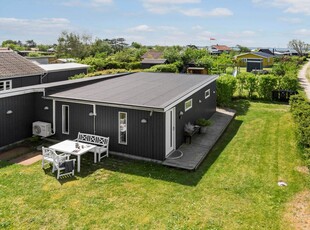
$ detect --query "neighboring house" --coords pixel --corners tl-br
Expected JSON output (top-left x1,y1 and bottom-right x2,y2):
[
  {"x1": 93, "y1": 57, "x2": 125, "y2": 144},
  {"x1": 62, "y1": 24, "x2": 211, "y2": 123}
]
[
  {"x1": 0, "y1": 49, "x2": 45, "y2": 91},
  {"x1": 141, "y1": 50, "x2": 166, "y2": 69},
  {"x1": 257, "y1": 48, "x2": 274, "y2": 55},
  {"x1": 0, "y1": 72, "x2": 218, "y2": 162},
  {"x1": 0, "y1": 49, "x2": 89, "y2": 92},
  {"x1": 26, "y1": 56, "x2": 57, "y2": 64},
  {"x1": 234, "y1": 52, "x2": 274, "y2": 69},
  {"x1": 209, "y1": 45, "x2": 231, "y2": 55},
  {"x1": 141, "y1": 59, "x2": 167, "y2": 69},
  {"x1": 141, "y1": 51, "x2": 163, "y2": 59}
]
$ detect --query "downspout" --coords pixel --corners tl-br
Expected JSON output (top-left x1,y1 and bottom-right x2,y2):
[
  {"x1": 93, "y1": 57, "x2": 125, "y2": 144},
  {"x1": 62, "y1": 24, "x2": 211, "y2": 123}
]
[
  {"x1": 40, "y1": 72, "x2": 48, "y2": 84},
  {"x1": 52, "y1": 99, "x2": 56, "y2": 135},
  {"x1": 92, "y1": 104, "x2": 97, "y2": 134}
]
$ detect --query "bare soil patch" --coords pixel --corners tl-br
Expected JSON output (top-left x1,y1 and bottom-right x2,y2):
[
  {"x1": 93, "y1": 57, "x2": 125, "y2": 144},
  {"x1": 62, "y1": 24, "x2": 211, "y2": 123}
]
[{"x1": 283, "y1": 190, "x2": 310, "y2": 230}]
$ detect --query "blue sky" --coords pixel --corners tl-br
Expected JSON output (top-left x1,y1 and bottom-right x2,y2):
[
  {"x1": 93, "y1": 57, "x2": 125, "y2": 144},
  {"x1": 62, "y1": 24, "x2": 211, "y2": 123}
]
[{"x1": 0, "y1": 0, "x2": 309, "y2": 47}]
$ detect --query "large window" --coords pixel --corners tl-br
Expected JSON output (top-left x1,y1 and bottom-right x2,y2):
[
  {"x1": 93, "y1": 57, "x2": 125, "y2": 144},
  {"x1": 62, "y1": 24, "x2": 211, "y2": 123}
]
[
  {"x1": 118, "y1": 112, "x2": 127, "y2": 145},
  {"x1": 205, "y1": 89, "x2": 210, "y2": 99},
  {"x1": 0, "y1": 80, "x2": 12, "y2": 91},
  {"x1": 62, "y1": 105, "x2": 69, "y2": 134},
  {"x1": 184, "y1": 99, "x2": 193, "y2": 112}
]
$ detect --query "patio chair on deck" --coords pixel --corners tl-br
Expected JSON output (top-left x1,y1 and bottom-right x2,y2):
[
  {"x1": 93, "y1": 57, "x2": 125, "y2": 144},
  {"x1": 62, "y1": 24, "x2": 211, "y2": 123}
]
[{"x1": 42, "y1": 147, "x2": 76, "y2": 179}]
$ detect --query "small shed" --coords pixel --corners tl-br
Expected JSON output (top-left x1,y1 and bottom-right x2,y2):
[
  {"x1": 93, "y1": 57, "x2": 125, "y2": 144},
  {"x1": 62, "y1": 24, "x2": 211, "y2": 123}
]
[{"x1": 187, "y1": 67, "x2": 208, "y2": 75}]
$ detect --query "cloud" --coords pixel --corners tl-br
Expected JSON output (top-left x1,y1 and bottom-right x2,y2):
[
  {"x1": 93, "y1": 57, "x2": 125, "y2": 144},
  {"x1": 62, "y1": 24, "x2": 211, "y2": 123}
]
[
  {"x1": 62, "y1": 0, "x2": 113, "y2": 8},
  {"x1": 278, "y1": 17, "x2": 302, "y2": 24},
  {"x1": 294, "y1": 28, "x2": 310, "y2": 36},
  {"x1": 252, "y1": 0, "x2": 310, "y2": 15},
  {"x1": 0, "y1": 17, "x2": 72, "y2": 43},
  {"x1": 142, "y1": 0, "x2": 201, "y2": 14},
  {"x1": 180, "y1": 8, "x2": 233, "y2": 17},
  {"x1": 127, "y1": 25, "x2": 154, "y2": 32}
]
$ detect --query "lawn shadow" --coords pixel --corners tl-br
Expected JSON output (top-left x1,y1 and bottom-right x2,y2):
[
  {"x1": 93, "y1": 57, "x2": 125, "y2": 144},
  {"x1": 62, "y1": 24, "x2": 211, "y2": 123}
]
[
  {"x1": 42, "y1": 165, "x2": 78, "y2": 184},
  {"x1": 90, "y1": 118, "x2": 243, "y2": 187},
  {"x1": 230, "y1": 99, "x2": 251, "y2": 116}
]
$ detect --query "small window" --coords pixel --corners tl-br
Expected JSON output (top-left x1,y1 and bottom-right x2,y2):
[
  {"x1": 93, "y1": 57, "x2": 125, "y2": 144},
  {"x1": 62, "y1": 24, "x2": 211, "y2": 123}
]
[
  {"x1": 118, "y1": 112, "x2": 127, "y2": 145},
  {"x1": 184, "y1": 99, "x2": 193, "y2": 112},
  {"x1": 205, "y1": 89, "x2": 210, "y2": 99},
  {"x1": 62, "y1": 105, "x2": 69, "y2": 134},
  {"x1": 0, "y1": 80, "x2": 12, "y2": 91}
]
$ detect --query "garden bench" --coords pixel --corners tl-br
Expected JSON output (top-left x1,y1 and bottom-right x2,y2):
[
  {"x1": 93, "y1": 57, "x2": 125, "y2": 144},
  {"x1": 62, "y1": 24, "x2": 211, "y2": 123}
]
[{"x1": 75, "y1": 132, "x2": 109, "y2": 162}]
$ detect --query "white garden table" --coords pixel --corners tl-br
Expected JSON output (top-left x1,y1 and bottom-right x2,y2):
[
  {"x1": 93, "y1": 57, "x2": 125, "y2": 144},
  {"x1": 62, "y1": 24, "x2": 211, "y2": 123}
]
[{"x1": 50, "y1": 140, "x2": 95, "y2": 173}]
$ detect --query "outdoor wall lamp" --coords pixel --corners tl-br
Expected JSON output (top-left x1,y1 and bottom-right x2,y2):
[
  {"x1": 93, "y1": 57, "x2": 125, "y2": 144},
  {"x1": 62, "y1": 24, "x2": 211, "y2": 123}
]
[
  {"x1": 179, "y1": 111, "x2": 184, "y2": 119},
  {"x1": 89, "y1": 112, "x2": 96, "y2": 116},
  {"x1": 199, "y1": 100, "x2": 202, "y2": 103},
  {"x1": 44, "y1": 106, "x2": 49, "y2": 110},
  {"x1": 6, "y1": 110, "x2": 13, "y2": 115},
  {"x1": 141, "y1": 119, "x2": 147, "y2": 124}
]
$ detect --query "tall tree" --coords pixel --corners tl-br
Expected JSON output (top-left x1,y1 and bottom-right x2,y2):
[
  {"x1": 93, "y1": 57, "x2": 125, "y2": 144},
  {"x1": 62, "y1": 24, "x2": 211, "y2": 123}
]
[
  {"x1": 56, "y1": 31, "x2": 92, "y2": 59},
  {"x1": 288, "y1": 39, "x2": 309, "y2": 56}
]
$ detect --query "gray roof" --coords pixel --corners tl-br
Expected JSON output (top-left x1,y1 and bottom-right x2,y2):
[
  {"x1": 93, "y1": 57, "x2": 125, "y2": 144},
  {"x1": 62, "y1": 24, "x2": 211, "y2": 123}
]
[
  {"x1": 0, "y1": 50, "x2": 45, "y2": 79},
  {"x1": 38, "y1": 63, "x2": 89, "y2": 72},
  {"x1": 141, "y1": 59, "x2": 167, "y2": 64},
  {"x1": 48, "y1": 72, "x2": 218, "y2": 110},
  {"x1": 251, "y1": 52, "x2": 274, "y2": 58}
]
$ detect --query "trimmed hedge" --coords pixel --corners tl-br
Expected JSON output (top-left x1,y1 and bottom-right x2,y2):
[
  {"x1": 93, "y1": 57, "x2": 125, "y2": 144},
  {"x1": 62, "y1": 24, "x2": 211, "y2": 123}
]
[
  {"x1": 145, "y1": 64, "x2": 179, "y2": 73},
  {"x1": 216, "y1": 74, "x2": 237, "y2": 106},
  {"x1": 290, "y1": 95, "x2": 310, "y2": 166}
]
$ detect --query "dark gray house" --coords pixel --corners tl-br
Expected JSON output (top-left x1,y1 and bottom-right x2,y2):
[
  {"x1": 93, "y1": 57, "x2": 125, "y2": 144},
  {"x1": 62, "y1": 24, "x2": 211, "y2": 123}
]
[
  {"x1": 0, "y1": 50, "x2": 89, "y2": 92},
  {"x1": 0, "y1": 72, "x2": 217, "y2": 162}
]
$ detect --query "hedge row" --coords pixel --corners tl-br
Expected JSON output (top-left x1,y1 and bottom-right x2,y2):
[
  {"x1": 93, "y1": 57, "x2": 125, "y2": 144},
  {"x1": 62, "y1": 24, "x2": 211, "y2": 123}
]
[{"x1": 290, "y1": 95, "x2": 310, "y2": 166}]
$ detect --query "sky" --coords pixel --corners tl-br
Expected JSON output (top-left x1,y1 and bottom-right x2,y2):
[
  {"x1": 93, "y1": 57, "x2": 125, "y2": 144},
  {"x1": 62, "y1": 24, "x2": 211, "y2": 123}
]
[{"x1": 0, "y1": 0, "x2": 309, "y2": 48}]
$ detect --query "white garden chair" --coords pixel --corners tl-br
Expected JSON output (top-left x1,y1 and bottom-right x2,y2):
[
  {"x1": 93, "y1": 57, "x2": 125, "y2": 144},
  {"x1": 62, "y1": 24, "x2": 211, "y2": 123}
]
[{"x1": 42, "y1": 147, "x2": 76, "y2": 179}]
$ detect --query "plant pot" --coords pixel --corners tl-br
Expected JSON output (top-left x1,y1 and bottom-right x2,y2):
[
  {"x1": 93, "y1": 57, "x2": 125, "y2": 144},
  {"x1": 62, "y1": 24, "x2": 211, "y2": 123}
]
[{"x1": 200, "y1": 126, "x2": 208, "y2": 134}]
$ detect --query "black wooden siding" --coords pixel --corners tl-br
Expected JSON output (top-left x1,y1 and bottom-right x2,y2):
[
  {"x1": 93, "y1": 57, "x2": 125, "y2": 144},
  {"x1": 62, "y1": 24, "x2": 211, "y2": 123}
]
[
  {"x1": 52, "y1": 102, "x2": 166, "y2": 161},
  {"x1": 11, "y1": 75, "x2": 41, "y2": 88},
  {"x1": 174, "y1": 81, "x2": 217, "y2": 148},
  {"x1": 0, "y1": 94, "x2": 35, "y2": 147},
  {"x1": 42, "y1": 69, "x2": 88, "y2": 83}
]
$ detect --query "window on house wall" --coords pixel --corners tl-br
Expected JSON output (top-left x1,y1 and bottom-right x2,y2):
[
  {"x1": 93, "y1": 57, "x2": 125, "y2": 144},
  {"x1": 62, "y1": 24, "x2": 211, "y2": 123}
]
[
  {"x1": 119, "y1": 112, "x2": 127, "y2": 145},
  {"x1": 185, "y1": 99, "x2": 193, "y2": 112},
  {"x1": 0, "y1": 80, "x2": 12, "y2": 91},
  {"x1": 62, "y1": 105, "x2": 69, "y2": 134},
  {"x1": 205, "y1": 89, "x2": 210, "y2": 99}
]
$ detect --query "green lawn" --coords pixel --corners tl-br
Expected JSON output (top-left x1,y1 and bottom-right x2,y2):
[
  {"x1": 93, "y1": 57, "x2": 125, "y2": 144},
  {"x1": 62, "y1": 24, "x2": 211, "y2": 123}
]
[{"x1": 0, "y1": 101, "x2": 308, "y2": 229}]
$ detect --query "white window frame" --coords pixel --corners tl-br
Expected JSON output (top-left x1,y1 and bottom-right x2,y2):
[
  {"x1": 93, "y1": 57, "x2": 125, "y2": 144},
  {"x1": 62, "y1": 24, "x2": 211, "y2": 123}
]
[
  {"x1": 0, "y1": 80, "x2": 12, "y2": 91},
  {"x1": 118, "y1": 112, "x2": 127, "y2": 145},
  {"x1": 184, "y1": 99, "x2": 193, "y2": 112},
  {"x1": 62, "y1": 105, "x2": 70, "y2": 135},
  {"x1": 205, "y1": 89, "x2": 210, "y2": 99}
]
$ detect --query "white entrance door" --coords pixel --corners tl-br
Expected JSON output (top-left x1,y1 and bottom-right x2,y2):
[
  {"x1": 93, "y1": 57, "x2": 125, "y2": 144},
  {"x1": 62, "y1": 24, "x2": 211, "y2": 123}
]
[{"x1": 165, "y1": 107, "x2": 176, "y2": 156}]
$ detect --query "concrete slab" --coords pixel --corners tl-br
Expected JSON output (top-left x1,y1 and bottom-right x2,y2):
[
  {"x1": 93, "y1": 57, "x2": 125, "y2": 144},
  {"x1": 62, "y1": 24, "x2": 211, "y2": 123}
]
[{"x1": 163, "y1": 107, "x2": 236, "y2": 170}]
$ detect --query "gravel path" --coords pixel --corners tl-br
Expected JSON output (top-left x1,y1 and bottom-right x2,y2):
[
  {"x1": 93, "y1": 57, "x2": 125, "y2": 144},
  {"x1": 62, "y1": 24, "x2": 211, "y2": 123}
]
[{"x1": 298, "y1": 60, "x2": 310, "y2": 100}]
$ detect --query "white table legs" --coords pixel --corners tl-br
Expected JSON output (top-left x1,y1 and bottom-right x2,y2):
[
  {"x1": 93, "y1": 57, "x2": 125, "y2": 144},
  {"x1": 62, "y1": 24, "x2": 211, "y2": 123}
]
[{"x1": 77, "y1": 155, "x2": 81, "y2": 172}]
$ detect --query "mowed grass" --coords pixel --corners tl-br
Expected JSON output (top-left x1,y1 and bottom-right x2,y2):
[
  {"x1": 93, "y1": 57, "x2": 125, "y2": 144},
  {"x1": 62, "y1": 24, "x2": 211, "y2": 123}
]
[{"x1": 0, "y1": 101, "x2": 308, "y2": 229}]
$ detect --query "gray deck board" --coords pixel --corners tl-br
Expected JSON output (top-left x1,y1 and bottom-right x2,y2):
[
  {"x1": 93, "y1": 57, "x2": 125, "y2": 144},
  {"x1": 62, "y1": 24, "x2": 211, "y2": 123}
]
[{"x1": 163, "y1": 108, "x2": 236, "y2": 170}]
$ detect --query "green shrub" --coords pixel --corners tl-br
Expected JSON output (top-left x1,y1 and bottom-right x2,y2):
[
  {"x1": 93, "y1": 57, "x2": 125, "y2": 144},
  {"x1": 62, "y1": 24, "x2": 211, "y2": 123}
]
[
  {"x1": 196, "y1": 118, "x2": 211, "y2": 127},
  {"x1": 225, "y1": 67, "x2": 234, "y2": 75},
  {"x1": 146, "y1": 64, "x2": 178, "y2": 73},
  {"x1": 279, "y1": 75, "x2": 299, "y2": 91},
  {"x1": 126, "y1": 62, "x2": 141, "y2": 70},
  {"x1": 244, "y1": 73, "x2": 258, "y2": 98},
  {"x1": 69, "y1": 73, "x2": 87, "y2": 80},
  {"x1": 258, "y1": 75, "x2": 278, "y2": 100},
  {"x1": 290, "y1": 95, "x2": 310, "y2": 166},
  {"x1": 216, "y1": 74, "x2": 237, "y2": 106}
]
